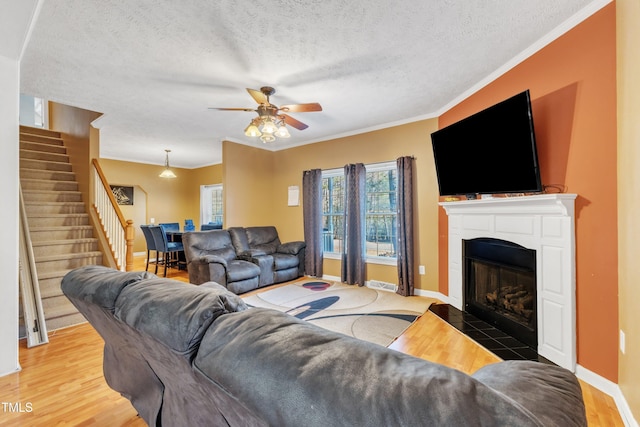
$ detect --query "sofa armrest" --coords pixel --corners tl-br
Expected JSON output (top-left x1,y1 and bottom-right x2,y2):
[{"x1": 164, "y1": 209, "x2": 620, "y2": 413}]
[
  {"x1": 200, "y1": 254, "x2": 228, "y2": 267},
  {"x1": 236, "y1": 249, "x2": 268, "y2": 262},
  {"x1": 471, "y1": 360, "x2": 586, "y2": 427},
  {"x1": 277, "y1": 241, "x2": 306, "y2": 255}
]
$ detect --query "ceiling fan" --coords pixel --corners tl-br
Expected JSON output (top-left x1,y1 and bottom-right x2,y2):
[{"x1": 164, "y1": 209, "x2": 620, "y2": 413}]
[{"x1": 210, "y1": 86, "x2": 322, "y2": 143}]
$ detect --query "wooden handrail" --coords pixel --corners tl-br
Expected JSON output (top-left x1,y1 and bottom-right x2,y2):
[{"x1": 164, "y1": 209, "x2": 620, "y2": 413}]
[
  {"x1": 92, "y1": 158, "x2": 127, "y2": 228},
  {"x1": 92, "y1": 159, "x2": 134, "y2": 271}
]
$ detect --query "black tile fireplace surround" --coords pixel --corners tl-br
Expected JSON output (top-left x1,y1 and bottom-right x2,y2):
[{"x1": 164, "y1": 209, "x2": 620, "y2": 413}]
[
  {"x1": 429, "y1": 304, "x2": 552, "y2": 364},
  {"x1": 429, "y1": 236, "x2": 553, "y2": 364}
]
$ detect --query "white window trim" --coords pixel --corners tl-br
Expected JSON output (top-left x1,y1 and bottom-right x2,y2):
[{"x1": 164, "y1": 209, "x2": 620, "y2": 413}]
[{"x1": 200, "y1": 184, "x2": 223, "y2": 226}]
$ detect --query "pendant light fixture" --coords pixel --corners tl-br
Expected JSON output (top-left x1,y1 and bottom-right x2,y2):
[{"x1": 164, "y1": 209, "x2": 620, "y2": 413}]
[{"x1": 159, "y1": 149, "x2": 177, "y2": 178}]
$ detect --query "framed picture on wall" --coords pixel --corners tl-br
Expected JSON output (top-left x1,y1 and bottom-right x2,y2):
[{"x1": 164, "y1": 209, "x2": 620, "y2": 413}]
[{"x1": 110, "y1": 185, "x2": 134, "y2": 205}]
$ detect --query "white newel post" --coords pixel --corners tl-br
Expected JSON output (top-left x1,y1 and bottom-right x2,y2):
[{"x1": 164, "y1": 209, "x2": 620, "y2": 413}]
[{"x1": 440, "y1": 194, "x2": 577, "y2": 371}]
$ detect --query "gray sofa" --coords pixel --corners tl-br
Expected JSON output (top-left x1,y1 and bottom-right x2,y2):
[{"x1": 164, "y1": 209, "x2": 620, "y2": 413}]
[
  {"x1": 62, "y1": 265, "x2": 587, "y2": 427},
  {"x1": 183, "y1": 226, "x2": 305, "y2": 294}
]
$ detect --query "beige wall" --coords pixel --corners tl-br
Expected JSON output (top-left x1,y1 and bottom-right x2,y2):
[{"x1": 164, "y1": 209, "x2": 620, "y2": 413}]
[
  {"x1": 223, "y1": 118, "x2": 440, "y2": 290},
  {"x1": 617, "y1": 0, "x2": 640, "y2": 421},
  {"x1": 100, "y1": 159, "x2": 222, "y2": 252},
  {"x1": 222, "y1": 141, "x2": 276, "y2": 227}
]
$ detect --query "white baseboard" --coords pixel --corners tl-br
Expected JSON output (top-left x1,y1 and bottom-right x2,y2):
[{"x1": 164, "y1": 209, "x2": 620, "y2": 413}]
[
  {"x1": 575, "y1": 365, "x2": 638, "y2": 427},
  {"x1": 414, "y1": 288, "x2": 449, "y2": 304}
]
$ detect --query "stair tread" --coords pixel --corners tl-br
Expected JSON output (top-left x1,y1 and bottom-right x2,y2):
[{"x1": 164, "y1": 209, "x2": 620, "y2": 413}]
[
  {"x1": 46, "y1": 313, "x2": 87, "y2": 331},
  {"x1": 42, "y1": 300, "x2": 83, "y2": 321},
  {"x1": 20, "y1": 135, "x2": 63, "y2": 142},
  {"x1": 31, "y1": 237, "x2": 98, "y2": 246},
  {"x1": 20, "y1": 158, "x2": 72, "y2": 166},
  {"x1": 21, "y1": 177, "x2": 77, "y2": 183},
  {"x1": 36, "y1": 251, "x2": 102, "y2": 262},
  {"x1": 37, "y1": 269, "x2": 74, "y2": 280},
  {"x1": 27, "y1": 213, "x2": 89, "y2": 218},
  {"x1": 22, "y1": 189, "x2": 82, "y2": 194},
  {"x1": 23, "y1": 202, "x2": 85, "y2": 206},
  {"x1": 20, "y1": 126, "x2": 62, "y2": 138},
  {"x1": 20, "y1": 167, "x2": 74, "y2": 174},
  {"x1": 30, "y1": 225, "x2": 94, "y2": 231},
  {"x1": 19, "y1": 154, "x2": 69, "y2": 161}
]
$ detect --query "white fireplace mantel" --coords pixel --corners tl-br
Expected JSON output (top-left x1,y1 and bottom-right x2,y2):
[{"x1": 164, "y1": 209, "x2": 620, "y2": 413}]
[{"x1": 440, "y1": 193, "x2": 577, "y2": 371}]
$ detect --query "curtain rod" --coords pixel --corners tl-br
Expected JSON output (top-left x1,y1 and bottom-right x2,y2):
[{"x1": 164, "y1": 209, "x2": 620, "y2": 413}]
[{"x1": 309, "y1": 156, "x2": 416, "y2": 173}]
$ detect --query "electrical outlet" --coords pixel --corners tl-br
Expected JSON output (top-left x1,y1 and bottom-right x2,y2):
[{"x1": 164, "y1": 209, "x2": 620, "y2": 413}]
[
  {"x1": 620, "y1": 330, "x2": 626, "y2": 354},
  {"x1": 419, "y1": 265, "x2": 426, "y2": 275}
]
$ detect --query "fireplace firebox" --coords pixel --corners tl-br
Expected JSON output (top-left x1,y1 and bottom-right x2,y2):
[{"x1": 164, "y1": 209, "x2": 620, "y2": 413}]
[{"x1": 464, "y1": 238, "x2": 537, "y2": 349}]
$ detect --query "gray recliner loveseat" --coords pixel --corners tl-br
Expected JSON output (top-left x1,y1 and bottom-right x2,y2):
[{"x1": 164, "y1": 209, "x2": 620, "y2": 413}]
[
  {"x1": 182, "y1": 226, "x2": 305, "y2": 294},
  {"x1": 62, "y1": 265, "x2": 587, "y2": 427}
]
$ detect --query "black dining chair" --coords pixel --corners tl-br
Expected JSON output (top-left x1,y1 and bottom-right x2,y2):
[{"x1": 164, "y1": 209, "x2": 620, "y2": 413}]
[
  {"x1": 140, "y1": 225, "x2": 158, "y2": 272},
  {"x1": 149, "y1": 225, "x2": 184, "y2": 277}
]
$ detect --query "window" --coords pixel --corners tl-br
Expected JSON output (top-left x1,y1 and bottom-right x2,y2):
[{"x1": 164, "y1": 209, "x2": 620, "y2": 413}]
[
  {"x1": 365, "y1": 163, "x2": 397, "y2": 259},
  {"x1": 321, "y1": 162, "x2": 397, "y2": 262},
  {"x1": 200, "y1": 184, "x2": 223, "y2": 226},
  {"x1": 322, "y1": 169, "x2": 344, "y2": 255}
]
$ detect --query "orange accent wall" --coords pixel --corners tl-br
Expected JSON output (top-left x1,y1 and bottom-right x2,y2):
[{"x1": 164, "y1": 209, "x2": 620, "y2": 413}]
[{"x1": 437, "y1": 4, "x2": 618, "y2": 381}]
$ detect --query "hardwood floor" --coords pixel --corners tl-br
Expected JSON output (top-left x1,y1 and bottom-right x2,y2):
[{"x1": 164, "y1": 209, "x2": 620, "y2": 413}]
[{"x1": 0, "y1": 257, "x2": 624, "y2": 426}]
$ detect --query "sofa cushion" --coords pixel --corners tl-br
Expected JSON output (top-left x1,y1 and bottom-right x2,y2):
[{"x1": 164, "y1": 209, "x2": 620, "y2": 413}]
[
  {"x1": 228, "y1": 227, "x2": 250, "y2": 254},
  {"x1": 61, "y1": 265, "x2": 154, "y2": 312},
  {"x1": 245, "y1": 226, "x2": 280, "y2": 254},
  {"x1": 114, "y1": 278, "x2": 248, "y2": 357},
  {"x1": 183, "y1": 230, "x2": 237, "y2": 262},
  {"x1": 195, "y1": 308, "x2": 544, "y2": 427}
]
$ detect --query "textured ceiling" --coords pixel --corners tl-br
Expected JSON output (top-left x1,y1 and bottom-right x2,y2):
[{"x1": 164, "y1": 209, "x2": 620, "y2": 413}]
[{"x1": 20, "y1": 0, "x2": 608, "y2": 168}]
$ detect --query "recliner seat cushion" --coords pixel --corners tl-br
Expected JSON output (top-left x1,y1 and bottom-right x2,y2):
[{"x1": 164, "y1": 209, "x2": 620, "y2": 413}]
[
  {"x1": 272, "y1": 253, "x2": 299, "y2": 270},
  {"x1": 226, "y1": 260, "x2": 261, "y2": 282}
]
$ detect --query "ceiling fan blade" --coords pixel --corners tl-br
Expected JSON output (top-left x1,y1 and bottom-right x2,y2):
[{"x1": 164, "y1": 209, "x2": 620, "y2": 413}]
[
  {"x1": 208, "y1": 107, "x2": 256, "y2": 112},
  {"x1": 282, "y1": 114, "x2": 309, "y2": 130},
  {"x1": 279, "y1": 103, "x2": 322, "y2": 113},
  {"x1": 247, "y1": 88, "x2": 268, "y2": 104}
]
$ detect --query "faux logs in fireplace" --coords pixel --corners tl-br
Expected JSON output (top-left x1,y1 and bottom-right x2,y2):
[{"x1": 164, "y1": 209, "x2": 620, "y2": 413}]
[{"x1": 463, "y1": 238, "x2": 537, "y2": 349}]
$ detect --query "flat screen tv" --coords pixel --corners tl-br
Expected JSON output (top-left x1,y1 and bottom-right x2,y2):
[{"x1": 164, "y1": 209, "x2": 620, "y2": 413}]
[{"x1": 431, "y1": 90, "x2": 543, "y2": 198}]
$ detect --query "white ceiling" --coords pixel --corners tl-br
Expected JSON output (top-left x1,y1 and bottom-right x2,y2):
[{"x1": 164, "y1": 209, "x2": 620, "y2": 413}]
[{"x1": 19, "y1": 0, "x2": 608, "y2": 169}]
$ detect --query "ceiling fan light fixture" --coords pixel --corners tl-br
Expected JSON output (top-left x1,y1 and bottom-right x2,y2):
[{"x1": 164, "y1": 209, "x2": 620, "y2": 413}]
[
  {"x1": 260, "y1": 118, "x2": 277, "y2": 135},
  {"x1": 159, "y1": 149, "x2": 177, "y2": 178},
  {"x1": 275, "y1": 124, "x2": 290, "y2": 138},
  {"x1": 244, "y1": 122, "x2": 262, "y2": 137},
  {"x1": 212, "y1": 86, "x2": 321, "y2": 143},
  {"x1": 260, "y1": 134, "x2": 276, "y2": 143}
]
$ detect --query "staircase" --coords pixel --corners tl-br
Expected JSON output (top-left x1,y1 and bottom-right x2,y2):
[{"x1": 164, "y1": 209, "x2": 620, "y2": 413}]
[{"x1": 19, "y1": 125, "x2": 103, "y2": 330}]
